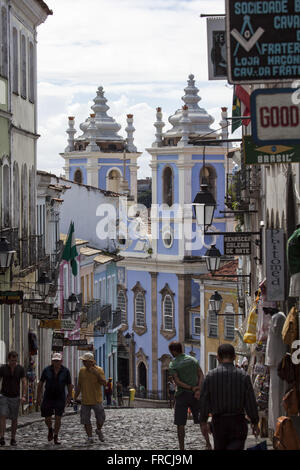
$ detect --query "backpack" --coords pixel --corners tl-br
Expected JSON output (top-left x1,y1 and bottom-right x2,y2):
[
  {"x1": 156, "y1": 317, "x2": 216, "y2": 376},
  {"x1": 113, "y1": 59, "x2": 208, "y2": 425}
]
[
  {"x1": 282, "y1": 386, "x2": 299, "y2": 416},
  {"x1": 274, "y1": 416, "x2": 300, "y2": 450}
]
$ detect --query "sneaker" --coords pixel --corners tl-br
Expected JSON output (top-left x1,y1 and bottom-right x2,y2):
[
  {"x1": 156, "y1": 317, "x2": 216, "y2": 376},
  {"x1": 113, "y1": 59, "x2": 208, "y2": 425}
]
[
  {"x1": 48, "y1": 428, "x2": 54, "y2": 442},
  {"x1": 10, "y1": 439, "x2": 17, "y2": 446},
  {"x1": 53, "y1": 435, "x2": 61, "y2": 445},
  {"x1": 0, "y1": 437, "x2": 5, "y2": 446},
  {"x1": 95, "y1": 429, "x2": 105, "y2": 442},
  {"x1": 86, "y1": 437, "x2": 94, "y2": 445}
]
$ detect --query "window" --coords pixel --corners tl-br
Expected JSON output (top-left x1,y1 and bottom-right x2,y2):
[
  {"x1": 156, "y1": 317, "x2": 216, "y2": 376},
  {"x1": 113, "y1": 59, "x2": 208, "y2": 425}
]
[
  {"x1": 135, "y1": 293, "x2": 145, "y2": 327},
  {"x1": 208, "y1": 354, "x2": 218, "y2": 370},
  {"x1": 163, "y1": 166, "x2": 173, "y2": 206},
  {"x1": 63, "y1": 265, "x2": 69, "y2": 300},
  {"x1": 117, "y1": 291, "x2": 127, "y2": 324},
  {"x1": 224, "y1": 314, "x2": 235, "y2": 340},
  {"x1": 1, "y1": 8, "x2": 8, "y2": 78},
  {"x1": 163, "y1": 295, "x2": 174, "y2": 330},
  {"x1": 74, "y1": 168, "x2": 83, "y2": 184},
  {"x1": 194, "y1": 317, "x2": 200, "y2": 335},
  {"x1": 162, "y1": 228, "x2": 173, "y2": 248},
  {"x1": 208, "y1": 309, "x2": 218, "y2": 338},
  {"x1": 21, "y1": 34, "x2": 27, "y2": 98},
  {"x1": 29, "y1": 42, "x2": 34, "y2": 102},
  {"x1": 200, "y1": 166, "x2": 216, "y2": 201},
  {"x1": 13, "y1": 28, "x2": 19, "y2": 93},
  {"x1": 107, "y1": 169, "x2": 121, "y2": 193}
]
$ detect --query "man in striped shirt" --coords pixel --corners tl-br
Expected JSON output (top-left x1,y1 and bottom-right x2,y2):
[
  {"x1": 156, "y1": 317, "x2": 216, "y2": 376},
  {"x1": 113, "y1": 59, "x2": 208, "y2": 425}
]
[{"x1": 199, "y1": 344, "x2": 259, "y2": 450}]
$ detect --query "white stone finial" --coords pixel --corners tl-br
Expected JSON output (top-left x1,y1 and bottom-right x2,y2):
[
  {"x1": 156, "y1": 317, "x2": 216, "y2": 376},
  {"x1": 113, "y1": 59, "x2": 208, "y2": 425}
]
[
  {"x1": 152, "y1": 107, "x2": 165, "y2": 147},
  {"x1": 85, "y1": 114, "x2": 100, "y2": 151},
  {"x1": 125, "y1": 114, "x2": 137, "y2": 152},
  {"x1": 65, "y1": 116, "x2": 76, "y2": 152},
  {"x1": 219, "y1": 107, "x2": 229, "y2": 140},
  {"x1": 178, "y1": 105, "x2": 191, "y2": 147}
]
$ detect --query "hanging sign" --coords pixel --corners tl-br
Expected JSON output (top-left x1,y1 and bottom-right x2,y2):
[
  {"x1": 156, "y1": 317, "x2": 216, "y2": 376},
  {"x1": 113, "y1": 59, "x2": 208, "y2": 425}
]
[
  {"x1": 32, "y1": 308, "x2": 59, "y2": 320},
  {"x1": 40, "y1": 319, "x2": 61, "y2": 329},
  {"x1": 52, "y1": 332, "x2": 64, "y2": 352},
  {"x1": 207, "y1": 17, "x2": 227, "y2": 80},
  {"x1": 23, "y1": 300, "x2": 54, "y2": 316},
  {"x1": 266, "y1": 229, "x2": 286, "y2": 301},
  {"x1": 243, "y1": 135, "x2": 300, "y2": 165},
  {"x1": 224, "y1": 233, "x2": 252, "y2": 255},
  {"x1": 77, "y1": 344, "x2": 94, "y2": 351},
  {"x1": 226, "y1": 0, "x2": 300, "y2": 83},
  {"x1": 61, "y1": 319, "x2": 76, "y2": 331},
  {"x1": 0, "y1": 291, "x2": 23, "y2": 305},
  {"x1": 251, "y1": 88, "x2": 300, "y2": 145},
  {"x1": 63, "y1": 338, "x2": 87, "y2": 347}
]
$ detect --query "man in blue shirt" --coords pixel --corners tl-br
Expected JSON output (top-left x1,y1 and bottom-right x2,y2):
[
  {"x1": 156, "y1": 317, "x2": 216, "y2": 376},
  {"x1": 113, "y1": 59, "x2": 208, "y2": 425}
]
[{"x1": 37, "y1": 353, "x2": 73, "y2": 445}]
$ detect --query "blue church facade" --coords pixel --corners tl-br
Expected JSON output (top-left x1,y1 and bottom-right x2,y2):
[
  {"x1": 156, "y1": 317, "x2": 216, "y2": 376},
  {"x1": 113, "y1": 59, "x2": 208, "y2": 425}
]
[{"x1": 61, "y1": 76, "x2": 231, "y2": 397}]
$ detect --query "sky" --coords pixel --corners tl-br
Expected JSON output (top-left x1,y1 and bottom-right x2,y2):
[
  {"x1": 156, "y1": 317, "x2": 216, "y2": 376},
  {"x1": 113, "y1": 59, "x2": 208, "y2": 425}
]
[{"x1": 37, "y1": 0, "x2": 233, "y2": 179}]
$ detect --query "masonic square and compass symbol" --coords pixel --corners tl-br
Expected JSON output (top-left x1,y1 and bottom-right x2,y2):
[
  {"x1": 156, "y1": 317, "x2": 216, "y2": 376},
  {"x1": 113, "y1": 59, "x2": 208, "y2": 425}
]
[{"x1": 231, "y1": 15, "x2": 264, "y2": 54}]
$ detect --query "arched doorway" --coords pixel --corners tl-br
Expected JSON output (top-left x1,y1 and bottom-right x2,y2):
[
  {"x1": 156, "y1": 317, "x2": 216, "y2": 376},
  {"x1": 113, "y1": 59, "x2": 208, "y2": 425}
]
[{"x1": 138, "y1": 362, "x2": 147, "y2": 390}]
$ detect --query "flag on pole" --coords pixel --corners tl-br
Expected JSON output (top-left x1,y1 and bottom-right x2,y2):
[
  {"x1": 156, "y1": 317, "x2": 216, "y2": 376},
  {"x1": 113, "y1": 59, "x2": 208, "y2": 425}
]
[
  {"x1": 232, "y1": 85, "x2": 251, "y2": 133},
  {"x1": 62, "y1": 221, "x2": 78, "y2": 276},
  {"x1": 232, "y1": 88, "x2": 242, "y2": 133}
]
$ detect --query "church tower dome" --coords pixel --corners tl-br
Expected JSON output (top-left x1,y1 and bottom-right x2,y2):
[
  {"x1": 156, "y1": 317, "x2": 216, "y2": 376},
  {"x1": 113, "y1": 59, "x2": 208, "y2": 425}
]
[{"x1": 164, "y1": 74, "x2": 217, "y2": 140}]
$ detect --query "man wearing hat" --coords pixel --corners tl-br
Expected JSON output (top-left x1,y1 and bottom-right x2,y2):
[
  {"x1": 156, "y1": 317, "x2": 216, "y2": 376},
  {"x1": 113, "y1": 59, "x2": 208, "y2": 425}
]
[
  {"x1": 74, "y1": 352, "x2": 106, "y2": 444},
  {"x1": 37, "y1": 353, "x2": 73, "y2": 445}
]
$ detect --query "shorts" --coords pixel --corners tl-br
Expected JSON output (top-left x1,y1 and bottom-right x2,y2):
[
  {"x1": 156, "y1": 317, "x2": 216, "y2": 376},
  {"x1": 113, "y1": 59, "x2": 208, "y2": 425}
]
[
  {"x1": 80, "y1": 403, "x2": 106, "y2": 426},
  {"x1": 0, "y1": 396, "x2": 20, "y2": 420},
  {"x1": 174, "y1": 391, "x2": 200, "y2": 426},
  {"x1": 41, "y1": 399, "x2": 65, "y2": 417}
]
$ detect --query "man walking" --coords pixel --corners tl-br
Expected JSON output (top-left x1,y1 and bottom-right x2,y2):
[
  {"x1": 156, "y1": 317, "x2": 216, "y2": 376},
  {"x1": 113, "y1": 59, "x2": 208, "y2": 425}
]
[
  {"x1": 37, "y1": 353, "x2": 73, "y2": 445},
  {"x1": 104, "y1": 377, "x2": 113, "y2": 406},
  {"x1": 168, "y1": 341, "x2": 211, "y2": 450},
  {"x1": 199, "y1": 344, "x2": 259, "y2": 450},
  {"x1": 74, "y1": 352, "x2": 106, "y2": 444},
  {"x1": 0, "y1": 351, "x2": 27, "y2": 446}
]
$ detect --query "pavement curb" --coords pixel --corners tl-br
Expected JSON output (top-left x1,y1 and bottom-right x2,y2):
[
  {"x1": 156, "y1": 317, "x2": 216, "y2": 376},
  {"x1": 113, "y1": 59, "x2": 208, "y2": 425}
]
[{"x1": 6, "y1": 411, "x2": 78, "y2": 432}]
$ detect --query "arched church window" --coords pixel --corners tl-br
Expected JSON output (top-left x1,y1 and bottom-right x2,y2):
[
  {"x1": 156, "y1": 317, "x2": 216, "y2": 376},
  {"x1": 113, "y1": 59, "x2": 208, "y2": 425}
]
[
  {"x1": 163, "y1": 166, "x2": 173, "y2": 207},
  {"x1": 200, "y1": 166, "x2": 217, "y2": 201},
  {"x1": 107, "y1": 169, "x2": 121, "y2": 193},
  {"x1": 117, "y1": 290, "x2": 127, "y2": 324},
  {"x1": 74, "y1": 168, "x2": 83, "y2": 184},
  {"x1": 163, "y1": 295, "x2": 174, "y2": 331},
  {"x1": 135, "y1": 292, "x2": 145, "y2": 327}
]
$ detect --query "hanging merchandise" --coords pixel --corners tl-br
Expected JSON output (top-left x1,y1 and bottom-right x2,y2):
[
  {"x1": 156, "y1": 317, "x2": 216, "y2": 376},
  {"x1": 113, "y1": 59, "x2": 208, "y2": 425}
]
[
  {"x1": 282, "y1": 306, "x2": 298, "y2": 347},
  {"x1": 243, "y1": 304, "x2": 258, "y2": 344},
  {"x1": 256, "y1": 287, "x2": 271, "y2": 343},
  {"x1": 277, "y1": 353, "x2": 297, "y2": 384},
  {"x1": 282, "y1": 386, "x2": 299, "y2": 417},
  {"x1": 28, "y1": 330, "x2": 38, "y2": 356}
]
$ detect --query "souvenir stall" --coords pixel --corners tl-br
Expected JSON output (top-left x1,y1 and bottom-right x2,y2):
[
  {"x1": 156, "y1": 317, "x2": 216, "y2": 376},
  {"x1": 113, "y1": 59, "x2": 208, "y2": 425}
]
[{"x1": 243, "y1": 281, "x2": 290, "y2": 439}]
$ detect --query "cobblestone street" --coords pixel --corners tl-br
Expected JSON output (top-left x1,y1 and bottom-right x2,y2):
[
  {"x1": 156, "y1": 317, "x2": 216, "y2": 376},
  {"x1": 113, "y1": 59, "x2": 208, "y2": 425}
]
[{"x1": 1, "y1": 408, "x2": 207, "y2": 451}]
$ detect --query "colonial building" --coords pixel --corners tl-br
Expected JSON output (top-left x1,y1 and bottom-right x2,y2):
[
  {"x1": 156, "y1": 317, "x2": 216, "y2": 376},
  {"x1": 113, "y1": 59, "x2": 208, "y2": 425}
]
[{"x1": 0, "y1": 1, "x2": 52, "y2": 381}]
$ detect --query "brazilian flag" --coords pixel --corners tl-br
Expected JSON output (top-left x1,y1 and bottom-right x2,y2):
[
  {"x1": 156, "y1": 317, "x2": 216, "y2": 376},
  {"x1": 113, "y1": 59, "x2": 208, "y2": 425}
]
[{"x1": 232, "y1": 87, "x2": 242, "y2": 134}]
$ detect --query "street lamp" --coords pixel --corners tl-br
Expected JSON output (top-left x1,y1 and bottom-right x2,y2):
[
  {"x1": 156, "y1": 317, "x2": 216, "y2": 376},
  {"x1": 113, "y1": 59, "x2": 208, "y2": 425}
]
[
  {"x1": 67, "y1": 293, "x2": 78, "y2": 315},
  {"x1": 37, "y1": 271, "x2": 51, "y2": 298},
  {"x1": 193, "y1": 184, "x2": 216, "y2": 231},
  {"x1": 209, "y1": 291, "x2": 223, "y2": 315},
  {"x1": 0, "y1": 237, "x2": 16, "y2": 272},
  {"x1": 204, "y1": 244, "x2": 221, "y2": 274}
]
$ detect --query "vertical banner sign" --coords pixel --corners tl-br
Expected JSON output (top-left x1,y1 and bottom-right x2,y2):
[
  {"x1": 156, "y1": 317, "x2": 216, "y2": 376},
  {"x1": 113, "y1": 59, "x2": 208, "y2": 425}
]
[
  {"x1": 266, "y1": 229, "x2": 285, "y2": 301},
  {"x1": 206, "y1": 17, "x2": 227, "y2": 80},
  {"x1": 225, "y1": 0, "x2": 300, "y2": 84}
]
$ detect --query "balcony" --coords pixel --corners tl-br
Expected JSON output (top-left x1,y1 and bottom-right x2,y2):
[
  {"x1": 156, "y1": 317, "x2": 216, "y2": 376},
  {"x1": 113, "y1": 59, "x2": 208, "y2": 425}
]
[
  {"x1": 0, "y1": 227, "x2": 19, "y2": 262},
  {"x1": 85, "y1": 300, "x2": 109, "y2": 325},
  {"x1": 225, "y1": 167, "x2": 261, "y2": 210}
]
